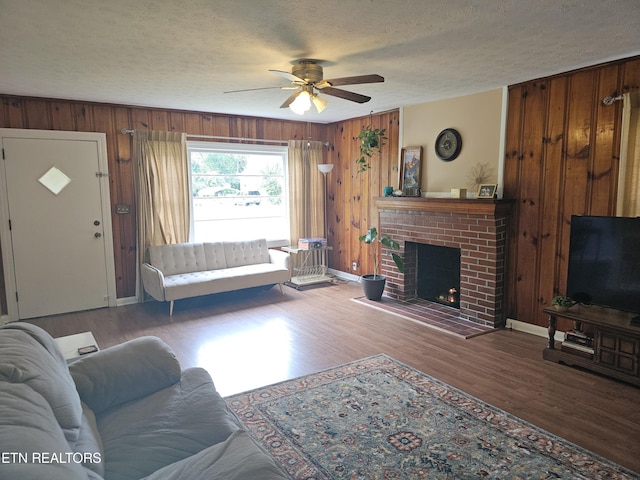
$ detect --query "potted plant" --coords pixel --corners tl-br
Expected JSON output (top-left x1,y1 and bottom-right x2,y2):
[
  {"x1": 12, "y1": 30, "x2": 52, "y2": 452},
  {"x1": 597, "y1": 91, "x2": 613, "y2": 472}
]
[
  {"x1": 358, "y1": 227, "x2": 404, "y2": 300},
  {"x1": 551, "y1": 295, "x2": 574, "y2": 311},
  {"x1": 355, "y1": 125, "x2": 387, "y2": 173}
]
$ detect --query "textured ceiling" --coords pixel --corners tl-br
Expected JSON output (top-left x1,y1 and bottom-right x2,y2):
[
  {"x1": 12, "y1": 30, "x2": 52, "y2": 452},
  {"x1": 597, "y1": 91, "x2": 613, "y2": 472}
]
[{"x1": 1, "y1": 0, "x2": 639, "y2": 123}]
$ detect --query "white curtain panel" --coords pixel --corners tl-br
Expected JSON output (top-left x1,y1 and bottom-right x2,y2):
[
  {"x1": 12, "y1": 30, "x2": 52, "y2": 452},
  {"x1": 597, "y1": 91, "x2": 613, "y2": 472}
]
[
  {"x1": 134, "y1": 130, "x2": 190, "y2": 300},
  {"x1": 287, "y1": 140, "x2": 325, "y2": 244},
  {"x1": 287, "y1": 140, "x2": 326, "y2": 274}
]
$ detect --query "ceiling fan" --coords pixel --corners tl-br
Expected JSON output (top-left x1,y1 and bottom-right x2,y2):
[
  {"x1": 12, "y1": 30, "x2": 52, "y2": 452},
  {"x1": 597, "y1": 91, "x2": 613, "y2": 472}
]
[{"x1": 224, "y1": 60, "x2": 384, "y2": 115}]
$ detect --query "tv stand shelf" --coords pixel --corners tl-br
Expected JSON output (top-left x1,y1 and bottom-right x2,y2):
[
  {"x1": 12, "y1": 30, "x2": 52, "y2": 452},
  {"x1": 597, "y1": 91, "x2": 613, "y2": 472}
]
[{"x1": 543, "y1": 304, "x2": 640, "y2": 386}]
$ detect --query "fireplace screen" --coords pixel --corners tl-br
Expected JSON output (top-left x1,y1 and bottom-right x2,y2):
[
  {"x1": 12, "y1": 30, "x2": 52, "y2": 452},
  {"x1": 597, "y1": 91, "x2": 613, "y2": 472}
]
[{"x1": 416, "y1": 243, "x2": 461, "y2": 308}]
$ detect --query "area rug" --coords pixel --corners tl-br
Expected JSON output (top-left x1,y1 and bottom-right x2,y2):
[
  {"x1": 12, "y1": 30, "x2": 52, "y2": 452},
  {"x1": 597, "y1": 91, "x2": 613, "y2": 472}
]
[{"x1": 226, "y1": 354, "x2": 637, "y2": 480}]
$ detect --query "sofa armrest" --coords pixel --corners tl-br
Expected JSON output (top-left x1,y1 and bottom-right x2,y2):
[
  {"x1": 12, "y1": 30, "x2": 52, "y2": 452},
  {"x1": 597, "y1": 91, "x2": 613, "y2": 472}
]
[
  {"x1": 69, "y1": 336, "x2": 182, "y2": 415},
  {"x1": 141, "y1": 262, "x2": 166, "y2": 301},
  {"x1": 268, "y1": 248, "x2": 290, "y2": 271}
]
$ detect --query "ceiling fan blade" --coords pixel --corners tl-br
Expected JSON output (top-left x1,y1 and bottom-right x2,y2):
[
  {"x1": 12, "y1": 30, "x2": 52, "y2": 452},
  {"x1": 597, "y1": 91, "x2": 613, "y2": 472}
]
[
  {"x1": 224, "y1": 85, "x2": 297, "y2": 94},
  {"x1": 280, "y1": 90, "x2": 301, "y2": 108},
  {"x1": 269, "y1": 69, "x2": 306, "y2": 84},
  {"x1": 320, "y1": 87, "x2": 371, "y2": 104},
  {"x1": 320, "y1": 74, "x2": 384, "y2": 88}
]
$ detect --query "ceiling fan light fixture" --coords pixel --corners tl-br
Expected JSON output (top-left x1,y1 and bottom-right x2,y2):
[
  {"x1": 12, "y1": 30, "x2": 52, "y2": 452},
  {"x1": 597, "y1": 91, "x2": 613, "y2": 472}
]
[
  {"x1": 231, "y1": 60, "x2": 383, "y2": 114},
  {"x1": 312, "y1": 94, "x2": 328, "y2": 113},
  {"x1": 289, "y1": 90, "x2": 311, "y2": 115}
]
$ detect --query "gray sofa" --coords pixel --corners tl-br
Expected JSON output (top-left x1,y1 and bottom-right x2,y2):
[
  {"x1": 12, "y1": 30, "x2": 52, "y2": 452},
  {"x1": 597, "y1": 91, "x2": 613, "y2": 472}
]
[
  {"x1": 141, "y1": 239, "x2": 291, "y2": 315},
  {"x1": 0, "y1": 322, "x2": 289, "y2": 480}
]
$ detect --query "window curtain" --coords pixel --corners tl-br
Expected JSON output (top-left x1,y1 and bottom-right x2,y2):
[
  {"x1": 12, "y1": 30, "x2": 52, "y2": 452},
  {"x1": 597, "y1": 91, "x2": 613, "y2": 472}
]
[
  {"x1": 134, "y1": 130, "x2": 190, "y2": 300},
  {"x1": 617, "y1": 92, "x2": 640, "y2": 217},
  {"x1": 288, "y1": 140, "x2": 325, "y2": 246}
]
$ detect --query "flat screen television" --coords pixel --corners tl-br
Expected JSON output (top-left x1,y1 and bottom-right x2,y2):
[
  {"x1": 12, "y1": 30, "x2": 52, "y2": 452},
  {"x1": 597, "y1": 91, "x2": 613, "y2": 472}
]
[{"x1": 566, "y1": 215, "x2": 640, "y2": 315}]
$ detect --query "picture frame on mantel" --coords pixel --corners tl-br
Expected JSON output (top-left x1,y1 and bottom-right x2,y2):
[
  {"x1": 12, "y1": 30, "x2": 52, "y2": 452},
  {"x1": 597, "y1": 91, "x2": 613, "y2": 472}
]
[
  {"x1": 477, "y1": 183, "x2": 497, "y2": 199},
  {"x1": 400, "y1": 146, "x2": 422, "y2": 196}
]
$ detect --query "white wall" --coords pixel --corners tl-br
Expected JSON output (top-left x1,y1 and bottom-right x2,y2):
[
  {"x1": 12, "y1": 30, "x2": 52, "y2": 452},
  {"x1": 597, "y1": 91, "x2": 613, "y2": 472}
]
[{"x1": 402, "y1": 88, "x2": 504, "y2": 196}]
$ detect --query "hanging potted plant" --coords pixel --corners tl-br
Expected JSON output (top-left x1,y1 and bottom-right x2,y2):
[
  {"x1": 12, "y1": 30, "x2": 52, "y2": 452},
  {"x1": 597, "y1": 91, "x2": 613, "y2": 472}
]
[
  {"x1": 355, "y1": 125, "x2": 387, "y2": 173},
  {"x1": 359, "y1": 227, "x2": 404, "y2": 300}
]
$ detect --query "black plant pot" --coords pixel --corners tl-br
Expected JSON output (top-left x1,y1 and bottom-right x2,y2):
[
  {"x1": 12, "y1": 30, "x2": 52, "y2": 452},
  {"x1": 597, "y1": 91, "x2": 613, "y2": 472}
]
[{"x1": 361, "y1": 274, "x2": 386, "y2": 301}]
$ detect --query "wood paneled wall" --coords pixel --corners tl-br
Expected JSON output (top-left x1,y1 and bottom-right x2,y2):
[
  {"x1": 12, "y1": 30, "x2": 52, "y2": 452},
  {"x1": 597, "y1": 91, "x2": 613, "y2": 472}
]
[
  {"x1": 503, "y1": 56, "x2": 640, "y2": 328},
  {"x1": 0, "y1": 97, "x2": 330, "y2": 312},
  {"x1": 325, "y1": 110, "x2": 401, "y2": 276}
]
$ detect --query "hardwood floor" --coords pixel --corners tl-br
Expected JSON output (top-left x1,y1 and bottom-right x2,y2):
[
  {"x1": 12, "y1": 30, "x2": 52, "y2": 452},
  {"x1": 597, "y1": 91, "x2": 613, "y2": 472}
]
[{"x1": 25, "y1": 281, "x2": 640, "y2": 474}]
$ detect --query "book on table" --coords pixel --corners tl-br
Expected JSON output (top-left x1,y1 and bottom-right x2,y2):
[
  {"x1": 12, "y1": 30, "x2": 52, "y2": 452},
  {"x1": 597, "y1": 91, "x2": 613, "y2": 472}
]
[
  {"x1": 561, "y1": 340, "x2": 595, "y2": 359},
  {"x1": 297, "y1": 238, "x2": 327, "y2": 250},
  {"x1": 564, "y1": 330, "x2": 594, "y2": 347}
]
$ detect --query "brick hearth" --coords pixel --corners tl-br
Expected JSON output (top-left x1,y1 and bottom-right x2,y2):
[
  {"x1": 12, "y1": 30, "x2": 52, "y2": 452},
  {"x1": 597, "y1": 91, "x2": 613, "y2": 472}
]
[{"x1": 375, "y1": 197, "x2": 512, "y2": 328}]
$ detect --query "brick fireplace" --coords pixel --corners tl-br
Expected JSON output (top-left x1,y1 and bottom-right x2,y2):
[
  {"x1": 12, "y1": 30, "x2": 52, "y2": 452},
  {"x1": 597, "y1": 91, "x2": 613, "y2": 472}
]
[{"x1": 375, "y1": 197, "x2": 512, "y2": 328}]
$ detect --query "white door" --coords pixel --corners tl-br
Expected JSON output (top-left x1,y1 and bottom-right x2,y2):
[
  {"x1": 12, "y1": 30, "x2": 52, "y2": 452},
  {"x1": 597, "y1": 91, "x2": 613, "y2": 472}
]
[{"x1": 0, "y1": 129, "x2": 116, "y2": 320}]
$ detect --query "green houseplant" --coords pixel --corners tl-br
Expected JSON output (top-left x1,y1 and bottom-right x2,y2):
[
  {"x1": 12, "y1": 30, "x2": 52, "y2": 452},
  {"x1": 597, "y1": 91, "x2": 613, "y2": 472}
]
[
  {"x1": 358, "y1": 227, "x2": 404, "y2": 300},
  {"x1": 551, "y1": 295, "x2": 574, "y2": 311},
  {"x1": 355, "y1": 125, "x2": 387, "y2": 173}
]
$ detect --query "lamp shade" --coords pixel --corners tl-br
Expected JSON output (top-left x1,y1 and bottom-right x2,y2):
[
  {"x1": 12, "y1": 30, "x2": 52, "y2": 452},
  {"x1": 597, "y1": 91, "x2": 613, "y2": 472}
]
[
  {"x1": 311, "y1": 94, "x2": 328, "y2": 113},
  {"x1": 317, "y1": 164, "x2": 334, "y2": 174},
  {"x1": 289, "y1": 85, "x2": 328, "y2": 115},
  {"x1": 289, "y1": 91, "x2": 312, "y2": 115}
]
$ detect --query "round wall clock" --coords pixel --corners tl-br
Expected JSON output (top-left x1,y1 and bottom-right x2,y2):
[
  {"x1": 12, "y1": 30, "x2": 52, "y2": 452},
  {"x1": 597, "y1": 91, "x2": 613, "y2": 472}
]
[{"x1": 435, "y1": 128, "x2": 462, "y2": 161}]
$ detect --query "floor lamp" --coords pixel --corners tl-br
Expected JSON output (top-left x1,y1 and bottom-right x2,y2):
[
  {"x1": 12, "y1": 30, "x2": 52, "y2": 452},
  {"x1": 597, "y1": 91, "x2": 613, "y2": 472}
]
[{"x1": 317, "y1": 163, "x2": 334, "y2": 239}]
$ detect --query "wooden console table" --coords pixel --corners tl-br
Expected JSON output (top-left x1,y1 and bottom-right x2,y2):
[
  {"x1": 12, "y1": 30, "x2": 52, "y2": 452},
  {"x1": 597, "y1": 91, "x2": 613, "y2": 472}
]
[{"x1": 543, "y1": 304, "x2": 640, "y2": 386}]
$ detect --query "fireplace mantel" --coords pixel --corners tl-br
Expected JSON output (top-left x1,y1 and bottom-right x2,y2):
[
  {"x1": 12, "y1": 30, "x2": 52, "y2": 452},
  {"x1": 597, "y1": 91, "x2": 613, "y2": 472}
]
[{"x1": 374, "y1": 196, "x2": 514, "y2": 217}]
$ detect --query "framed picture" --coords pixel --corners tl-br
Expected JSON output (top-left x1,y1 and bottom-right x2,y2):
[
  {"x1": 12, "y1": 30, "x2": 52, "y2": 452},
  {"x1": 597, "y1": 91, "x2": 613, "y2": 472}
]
[
  {"x1": 400, "y1": 147, "x2": 422, "y2": 195},
  {"x1": 477, "y1": 183, "x2": 497, "y2": 199}
]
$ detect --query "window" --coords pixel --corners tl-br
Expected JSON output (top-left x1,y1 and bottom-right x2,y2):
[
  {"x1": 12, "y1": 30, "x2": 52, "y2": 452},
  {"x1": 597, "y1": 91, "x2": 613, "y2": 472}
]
[{"x1": 188, "y1": 142, "x2": 289, "y2": 245}]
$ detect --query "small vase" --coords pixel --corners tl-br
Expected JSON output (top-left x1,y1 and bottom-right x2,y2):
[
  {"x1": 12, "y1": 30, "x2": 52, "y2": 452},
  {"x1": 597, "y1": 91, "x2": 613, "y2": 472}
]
[{"x1": 553, "y1": 305, "x2": 569, "y2": 312}]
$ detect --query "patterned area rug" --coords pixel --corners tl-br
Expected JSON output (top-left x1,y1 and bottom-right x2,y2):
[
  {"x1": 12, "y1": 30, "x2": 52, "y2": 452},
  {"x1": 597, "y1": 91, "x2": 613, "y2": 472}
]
[{"x1": 226, "y1": 354, "x2": 638, "y2": 480}]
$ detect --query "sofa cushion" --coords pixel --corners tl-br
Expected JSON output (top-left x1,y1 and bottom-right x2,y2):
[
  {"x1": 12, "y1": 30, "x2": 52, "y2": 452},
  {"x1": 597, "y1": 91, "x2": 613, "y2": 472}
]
[
  {"x1": 148, "y1": 242, "x2": 227, "y2": 276},
  {"x1": 140, "y1": 430, "x2": 289, "y2": 480},
  {"x1": 70, "y1": 336, "x2": 182, "y2": 415},
  {"x1": 97, "y1": 367, "x2": 241, "y2": 480},
  {"x1": 218, "y1": 263, "x2": 290, "y2": 290},
  {"x1": 0, "y1": 322, "x2": 82, "y2": 447},
  {"x1": 0, "y1": 382, "x2": 90, "y2": 480},
  {"x1": 162, "y1": 263, "x2": 289, "y2": 301},
  {"x1": 223, "y1": 239, "x2": 271, "y2": 268},
  {"x1": 162, "y1": 269, "x2": 237, "y2": 301}
]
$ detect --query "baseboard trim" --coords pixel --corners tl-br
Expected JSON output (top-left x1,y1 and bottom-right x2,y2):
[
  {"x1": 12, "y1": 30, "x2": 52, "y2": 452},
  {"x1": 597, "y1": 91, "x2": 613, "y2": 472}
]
[
  {"x1": 505, "y1": 318, "x2": 564, "y2": 342},
  {"x1": 116, "y1": 296, "x2": 138, "y2": 306},
  {"x1": 328, "y1": 268, "x2": 360, "y2": 283}
]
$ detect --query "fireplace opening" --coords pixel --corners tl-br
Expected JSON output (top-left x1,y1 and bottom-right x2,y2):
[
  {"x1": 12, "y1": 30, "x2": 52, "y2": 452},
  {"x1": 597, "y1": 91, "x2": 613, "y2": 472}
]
[{"x1": 416, "y1": 243, "x2": 461, "y2": 308}]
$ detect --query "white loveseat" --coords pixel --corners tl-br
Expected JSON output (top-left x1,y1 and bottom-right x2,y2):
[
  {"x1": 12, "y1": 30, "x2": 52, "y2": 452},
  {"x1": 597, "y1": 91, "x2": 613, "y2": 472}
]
[{"x1": 141, "y1": 240, "x2": 290, "y2": 315}]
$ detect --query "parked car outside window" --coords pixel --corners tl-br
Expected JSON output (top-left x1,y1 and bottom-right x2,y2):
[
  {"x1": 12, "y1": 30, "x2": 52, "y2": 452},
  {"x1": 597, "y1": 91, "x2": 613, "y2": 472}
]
[
  {"x1": 196, "y1": 187, "x2": 240, "y2": 206},
  {"x1": 235, "y1": 190, "x2": 261, "y2": 206}
]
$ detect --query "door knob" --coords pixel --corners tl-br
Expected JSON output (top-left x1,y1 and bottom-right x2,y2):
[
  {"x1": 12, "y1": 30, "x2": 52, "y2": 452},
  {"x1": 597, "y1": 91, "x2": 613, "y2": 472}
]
[
  {"x1": 94, "y1": 220, "x2": 101, "y2": 226},
  {"x1": 94, "y1": 232, "x2": 102, "y2": 238}
]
